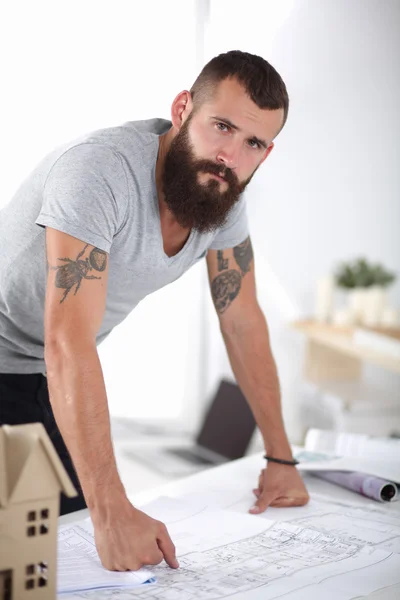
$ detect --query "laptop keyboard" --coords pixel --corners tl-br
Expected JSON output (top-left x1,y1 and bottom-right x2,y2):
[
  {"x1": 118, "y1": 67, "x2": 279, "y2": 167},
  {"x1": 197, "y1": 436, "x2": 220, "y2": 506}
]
[{"x1": 167, "y1": 447, "x2": 214, "y2": 465}]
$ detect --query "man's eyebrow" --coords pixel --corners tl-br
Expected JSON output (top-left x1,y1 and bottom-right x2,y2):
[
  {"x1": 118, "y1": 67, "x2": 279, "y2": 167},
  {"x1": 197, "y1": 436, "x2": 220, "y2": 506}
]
[{"x1": 211, "y1": 115, "x2": 269, "y2": 149}]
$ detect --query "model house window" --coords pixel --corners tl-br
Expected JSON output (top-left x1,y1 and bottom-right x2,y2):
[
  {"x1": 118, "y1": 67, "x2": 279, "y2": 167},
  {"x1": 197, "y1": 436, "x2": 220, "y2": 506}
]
[
  {"x1": 24, "y1": 562, "x2": 48, "y2": 590},
  {"x1": 26, "y1": 508, "x2": 49, "y2": 535},
  {"x1": 37, "y1": 562, "x2": 48, "y2": 587},
  {"x1": 38, "y1": 562, "x2": 48, "y2": 573}
]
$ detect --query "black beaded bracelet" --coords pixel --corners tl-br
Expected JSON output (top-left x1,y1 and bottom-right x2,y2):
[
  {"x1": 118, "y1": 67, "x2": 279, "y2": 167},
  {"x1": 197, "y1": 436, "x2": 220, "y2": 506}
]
[{"x1": 264, "y1": 455, "x2": 299, "y2": 466}]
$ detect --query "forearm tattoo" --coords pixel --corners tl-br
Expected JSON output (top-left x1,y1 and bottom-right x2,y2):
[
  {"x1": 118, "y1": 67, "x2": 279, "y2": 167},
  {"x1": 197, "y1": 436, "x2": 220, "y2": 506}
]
[
  {"x1": 211, "y1": 237, "x2": 254, "y2": 314},
  {"x1": 49, "y1": 243, "x2": 107, "y2": 304}
]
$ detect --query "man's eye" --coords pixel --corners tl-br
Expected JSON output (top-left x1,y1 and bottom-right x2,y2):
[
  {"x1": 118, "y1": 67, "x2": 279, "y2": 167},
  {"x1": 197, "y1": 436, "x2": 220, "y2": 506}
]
[
  {"x1": 248, "y1": 140, "x2": 260, "y2": 149},
  {"x1": 216, "y1": 122, "x2": 229, "y2": 132}
]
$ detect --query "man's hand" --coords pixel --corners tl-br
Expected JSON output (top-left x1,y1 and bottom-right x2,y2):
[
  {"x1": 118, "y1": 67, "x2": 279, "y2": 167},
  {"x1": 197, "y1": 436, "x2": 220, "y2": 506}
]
[
  {"x1": 249, "y1": 463, "x2": 309, "y2": 513},
  {"x1": 92, "y1": 497, "x2": 179, "y2": 571}
]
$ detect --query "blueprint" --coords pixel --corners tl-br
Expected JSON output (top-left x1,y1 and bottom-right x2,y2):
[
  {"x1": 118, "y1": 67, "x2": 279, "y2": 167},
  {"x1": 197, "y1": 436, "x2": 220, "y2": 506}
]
[
  {"x1": 60, "y1": 500, "x2": 400, "y2": 600},
  {"x1": 170, "y1": 485, "x2": 400, "y2": 555},
  {"x1": 287, "y1": 499, "x2": 400, "y2": 554},
  {"x1": 309, "y1": 470, "x2": 398, "y2": 502}
]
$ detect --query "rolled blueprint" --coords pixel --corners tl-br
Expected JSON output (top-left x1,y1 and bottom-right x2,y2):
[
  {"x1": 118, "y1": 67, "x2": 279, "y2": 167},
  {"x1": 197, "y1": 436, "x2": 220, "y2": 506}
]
[{"x1": 311, "y1": 470, "x2": 398, "y2": 502}]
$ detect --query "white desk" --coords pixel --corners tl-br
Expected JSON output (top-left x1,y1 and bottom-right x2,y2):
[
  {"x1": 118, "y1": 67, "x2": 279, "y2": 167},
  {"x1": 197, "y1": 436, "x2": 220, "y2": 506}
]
[{"x1": 59, "y1": 453, "x2": 400, "y2": 600}]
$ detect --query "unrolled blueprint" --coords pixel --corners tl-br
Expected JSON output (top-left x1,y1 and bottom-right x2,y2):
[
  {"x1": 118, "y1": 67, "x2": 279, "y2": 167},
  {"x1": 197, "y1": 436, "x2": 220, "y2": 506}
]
[
  {"x1": 60, "y1": 498, "x2": 400, "y2": 600},
  {"x1": 175, "y1": 487, "x2": 400, "y2": 554}
]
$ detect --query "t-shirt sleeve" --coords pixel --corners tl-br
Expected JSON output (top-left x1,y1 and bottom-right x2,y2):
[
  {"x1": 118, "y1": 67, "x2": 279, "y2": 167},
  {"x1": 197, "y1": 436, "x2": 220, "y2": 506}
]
[
  {"x1": 208, "y1": 194, "x2": 249, "y2": 250},
  {"x1": 35, "y1": 143, "x2": 128, "y2": 253}
]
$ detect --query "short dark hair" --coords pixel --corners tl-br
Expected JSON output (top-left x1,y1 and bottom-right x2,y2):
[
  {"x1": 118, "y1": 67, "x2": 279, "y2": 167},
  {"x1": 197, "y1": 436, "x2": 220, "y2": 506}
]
[{"x1": 190, "y1": 50, "x2": 289, "y2": 134}]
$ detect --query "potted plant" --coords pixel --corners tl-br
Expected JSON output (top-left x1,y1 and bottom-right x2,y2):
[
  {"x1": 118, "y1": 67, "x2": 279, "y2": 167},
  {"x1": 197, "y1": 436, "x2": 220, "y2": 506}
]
[{"x1": 335, "y1": 258, "x2": 396, "y2": 325}]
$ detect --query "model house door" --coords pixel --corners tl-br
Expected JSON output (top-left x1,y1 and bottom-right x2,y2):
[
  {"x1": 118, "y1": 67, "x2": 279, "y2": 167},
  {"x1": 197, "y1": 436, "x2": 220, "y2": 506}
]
[{"x1": 0, "y1": 570, "x2": 12, "y2": 600}]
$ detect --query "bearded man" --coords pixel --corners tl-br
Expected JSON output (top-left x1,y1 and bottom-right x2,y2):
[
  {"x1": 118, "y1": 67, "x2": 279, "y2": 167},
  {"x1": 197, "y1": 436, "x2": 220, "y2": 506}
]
[{"x1": 0, "y1": 50, "x2": 309, "y2": 572}]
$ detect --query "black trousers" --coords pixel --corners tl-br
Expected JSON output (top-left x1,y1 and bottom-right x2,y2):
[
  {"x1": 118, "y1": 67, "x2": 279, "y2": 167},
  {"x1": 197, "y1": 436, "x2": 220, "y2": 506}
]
[{"x1": 0, "y1": 373, "x2": 87, "y2": 516}]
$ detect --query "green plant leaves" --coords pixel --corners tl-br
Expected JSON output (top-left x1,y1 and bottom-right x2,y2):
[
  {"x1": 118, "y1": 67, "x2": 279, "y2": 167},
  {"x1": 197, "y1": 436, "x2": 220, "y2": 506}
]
[{"x1": 335, "y1": 258, "x2": 396, "y2": 289}]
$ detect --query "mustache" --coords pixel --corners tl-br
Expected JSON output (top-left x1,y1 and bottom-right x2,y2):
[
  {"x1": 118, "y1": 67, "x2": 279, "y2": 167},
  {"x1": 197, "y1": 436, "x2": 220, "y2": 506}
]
[{"x1": 193, "y1": 159, "x2": 238, "y2": 186}]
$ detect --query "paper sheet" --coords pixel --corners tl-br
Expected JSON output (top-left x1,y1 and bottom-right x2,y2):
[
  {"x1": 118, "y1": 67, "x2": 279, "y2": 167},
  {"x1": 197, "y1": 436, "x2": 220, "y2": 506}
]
[
  {"x1": 295, "y1": 450, "x2": 400, "y2": 482},
  {"x1": 59, "y1": 496, "x2": 400, "y2": 600},
  {"x1": 57, "y1": 519, "x2": 155, "y2": 594},
  {"x1": 304, "y1": 429, "x2": 400, "y2": 461}
]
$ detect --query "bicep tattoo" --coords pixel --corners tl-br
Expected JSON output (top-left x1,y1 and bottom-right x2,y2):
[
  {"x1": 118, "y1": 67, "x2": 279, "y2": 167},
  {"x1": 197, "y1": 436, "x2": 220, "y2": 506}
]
[
  {"x1": 49, "y1": 243, "x2": 107, "y2": 304},
  {"x1": 233, "y1": 237, "x2": 253, "y2": 274}
]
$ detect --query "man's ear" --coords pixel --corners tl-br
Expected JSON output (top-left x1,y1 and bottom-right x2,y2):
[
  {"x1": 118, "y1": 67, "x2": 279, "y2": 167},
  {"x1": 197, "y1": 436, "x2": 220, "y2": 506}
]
[
  {"x1": 259, "y1": 142, "x2": 274, "y2": 166},
  {"x1": 170, "y1": 90, "x2": 194, "y2": 130}
]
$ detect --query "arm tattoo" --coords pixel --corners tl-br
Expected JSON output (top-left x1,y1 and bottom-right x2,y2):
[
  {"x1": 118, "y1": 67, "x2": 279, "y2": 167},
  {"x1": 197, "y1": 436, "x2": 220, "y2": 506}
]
[
  {"x1": 233, "y1": 237, "x2": 253, "y2": 275},
  {"x1": 49, "y1": 244, "x2": 107, "y2": 304},
  {"x1": 211, "y1": 270, "x2": 241, "y2": 313},
  {"x1": 217, "y1": 250, "x2": 229, "y2": 271},
  {"x1": 211, "y1": 237, "x2": 253, "y2": 314}
]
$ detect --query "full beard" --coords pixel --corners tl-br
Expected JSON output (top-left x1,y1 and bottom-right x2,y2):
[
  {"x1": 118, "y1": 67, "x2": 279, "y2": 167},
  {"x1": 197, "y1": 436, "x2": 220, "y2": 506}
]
[{"x1": 161, "y1": 119, "x2": 251, "y2": 233}]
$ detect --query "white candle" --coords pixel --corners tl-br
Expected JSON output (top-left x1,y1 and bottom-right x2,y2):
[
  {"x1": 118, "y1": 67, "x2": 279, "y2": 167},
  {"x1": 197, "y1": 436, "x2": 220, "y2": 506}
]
[{"x1": 314, "y1": 276, "x2": 334, "y2": 323}]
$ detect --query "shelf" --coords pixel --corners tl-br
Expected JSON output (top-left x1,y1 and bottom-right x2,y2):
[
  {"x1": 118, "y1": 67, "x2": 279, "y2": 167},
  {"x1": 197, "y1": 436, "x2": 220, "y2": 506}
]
[{"x1": 291, "y1": 320, "x2": 400, "y2": 376}]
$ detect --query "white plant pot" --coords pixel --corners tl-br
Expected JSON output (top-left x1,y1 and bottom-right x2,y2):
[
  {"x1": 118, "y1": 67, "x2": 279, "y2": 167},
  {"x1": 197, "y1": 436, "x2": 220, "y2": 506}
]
[
  {"x1": 347, "y1": 288, "x2": 369, "y2": 324},
  {"x1": 362, "y1": 286, "x2": 388, "y2": 327},
  {"x1": 380, "y1": 306, "x2": 400, "y2": 328}
]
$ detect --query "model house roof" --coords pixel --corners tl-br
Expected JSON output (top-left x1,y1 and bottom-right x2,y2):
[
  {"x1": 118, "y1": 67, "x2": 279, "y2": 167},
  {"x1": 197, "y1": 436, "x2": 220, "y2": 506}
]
[{"x1": 0, "y1": 423, "x2": 77, "y2": 508}]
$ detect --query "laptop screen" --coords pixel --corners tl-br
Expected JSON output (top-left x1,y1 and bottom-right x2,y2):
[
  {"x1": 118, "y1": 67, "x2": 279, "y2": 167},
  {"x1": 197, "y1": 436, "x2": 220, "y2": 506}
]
[{"x1": 196, "y1": 380, "x2": 256, "y2": 460}]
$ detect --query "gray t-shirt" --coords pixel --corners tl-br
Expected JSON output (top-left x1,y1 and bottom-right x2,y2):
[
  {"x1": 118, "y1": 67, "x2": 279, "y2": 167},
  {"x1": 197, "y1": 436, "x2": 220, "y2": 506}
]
[{"x1": 0, "y1": 118, "x2": 248, "y2": 374}]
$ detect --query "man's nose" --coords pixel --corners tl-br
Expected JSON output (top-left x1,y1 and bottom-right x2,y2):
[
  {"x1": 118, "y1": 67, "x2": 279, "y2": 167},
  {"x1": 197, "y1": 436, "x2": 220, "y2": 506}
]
[{"x1": 216, "y1": 142, "x2": 241, "y2": 170}]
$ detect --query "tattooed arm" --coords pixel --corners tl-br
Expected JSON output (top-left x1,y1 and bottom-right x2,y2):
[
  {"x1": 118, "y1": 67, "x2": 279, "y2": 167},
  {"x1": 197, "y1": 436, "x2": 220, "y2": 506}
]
[
  {"x1": 44, "y1": 228, "x2": 124, "y2": 507},
  {"x1": 207, "y1": 237, "x2": 309, "y2": 512},
  {"x1": 45, "y1": 228, "x2": 178, "y2": 570}
]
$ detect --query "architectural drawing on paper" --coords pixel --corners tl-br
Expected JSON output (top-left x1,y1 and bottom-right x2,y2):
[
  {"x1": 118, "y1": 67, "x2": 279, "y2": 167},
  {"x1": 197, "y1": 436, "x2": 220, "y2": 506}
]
[{"x1": 61, "y1": 519, "x2": 396, "y2": 600}]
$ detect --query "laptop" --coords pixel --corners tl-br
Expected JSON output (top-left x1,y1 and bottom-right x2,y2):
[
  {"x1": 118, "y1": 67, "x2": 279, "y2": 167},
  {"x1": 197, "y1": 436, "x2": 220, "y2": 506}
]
[{"x1": 123, "y1": 380, "x2": 256, "y2": 477}]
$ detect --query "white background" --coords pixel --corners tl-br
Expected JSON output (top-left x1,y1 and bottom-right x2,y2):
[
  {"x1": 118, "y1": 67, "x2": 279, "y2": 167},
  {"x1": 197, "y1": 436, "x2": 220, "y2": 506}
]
[
  {"x1": 1, "y1": 1, "x2": 399, "y2": 439},
  {"x1": 202, "y1": 0, "x2": 400, "y2": 439}
]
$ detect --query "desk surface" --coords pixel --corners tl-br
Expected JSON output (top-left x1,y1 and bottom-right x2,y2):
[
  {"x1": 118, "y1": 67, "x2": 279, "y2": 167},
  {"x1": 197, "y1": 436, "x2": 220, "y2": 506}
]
[{"x1": 59, "y1": 452, "x2": 400, "y2": 600}]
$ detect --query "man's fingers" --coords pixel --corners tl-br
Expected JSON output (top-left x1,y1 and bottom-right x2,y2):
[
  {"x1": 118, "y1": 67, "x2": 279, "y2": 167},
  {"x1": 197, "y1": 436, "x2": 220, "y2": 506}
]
[
  {"x1": 253, "y1": 470, "x2": 265, "y2": 499},
  {"x1": 157, "y1": 528, "x2": 179, "y2": 569},
  {"x1": 269, "y1": 495, "x2": 309, "y2": 508},
  {"x1": 249, "y1": 492, "x2": 275, "y2": 514},
  {"x1": 142, "y1": 548, "x2": 164, "y2": 566}
]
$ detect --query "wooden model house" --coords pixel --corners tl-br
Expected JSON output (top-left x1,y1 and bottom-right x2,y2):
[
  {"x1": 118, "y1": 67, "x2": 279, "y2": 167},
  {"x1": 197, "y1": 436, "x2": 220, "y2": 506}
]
[{"x1": 0, "y1": 423, "x2": 76, "y2": 600}]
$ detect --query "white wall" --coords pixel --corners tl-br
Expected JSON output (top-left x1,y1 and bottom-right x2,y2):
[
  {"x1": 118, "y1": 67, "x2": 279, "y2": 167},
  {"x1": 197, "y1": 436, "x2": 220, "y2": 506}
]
[
  {"x1": 2, "y1": 1, "x2": 399, "y2": 435},
  {"x1": 0, "y1": 0, "x2": 206, "y2": 424},
  {"x1": 203, "y1": 0, "x2": 400, "y2": 440},
  {"x1": 0, "y1": 0, "x2": 199, "y2": 197}
]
